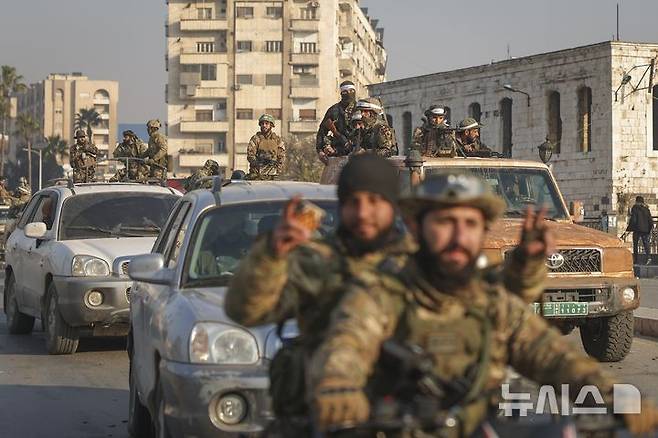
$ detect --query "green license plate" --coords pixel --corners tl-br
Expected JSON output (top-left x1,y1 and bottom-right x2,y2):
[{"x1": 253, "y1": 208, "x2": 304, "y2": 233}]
[{"x1": 532, "y1": 302, "x2": 589, "y2": 317}]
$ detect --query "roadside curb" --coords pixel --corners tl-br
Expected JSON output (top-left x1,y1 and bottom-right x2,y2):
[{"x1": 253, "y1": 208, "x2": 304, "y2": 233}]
[{"x1": 634, "y1": 307, "x2": 658, "y2": 339}]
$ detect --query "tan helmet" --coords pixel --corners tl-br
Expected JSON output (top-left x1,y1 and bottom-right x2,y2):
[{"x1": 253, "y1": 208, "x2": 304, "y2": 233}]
[
  {"x1": 399, "y1": 173, "x2": 506, "y2": 224},
  {"x1": 258, "y1": 114, "x2": 276, "y2": 127},
  {"x1": 74, "y1": 129, "x2": 87, "y2": 139},
  {"x1": 146, "y1": 119, "x2": 161, "y2": 130}
]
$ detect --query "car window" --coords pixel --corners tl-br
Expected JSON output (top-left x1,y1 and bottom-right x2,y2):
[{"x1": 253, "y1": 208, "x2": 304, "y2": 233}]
[
  {"x1": 59, "y1": 192, "x2": 178, "y2": 240},
  {"x1": 29, "y1": 192, "x2": 59, "y2": 230},
  {"x1": 153, "y1": 200, "x2": 186, "y2": 255},
  {"x1": 0, "y1": 208, "x2": 10, "y2": 224},
  {"x1": 182, "y1": 200, "x2": 338, "y2": 288},
  {"x1": 17, "y1": 195, "x2": 39, "y2": 229},
  {"x1": 163, "y1": 203, "x2": 192, "y2": 269}
]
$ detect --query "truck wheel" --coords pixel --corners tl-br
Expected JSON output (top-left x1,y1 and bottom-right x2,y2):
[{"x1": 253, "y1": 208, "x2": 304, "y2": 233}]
[
  {"x1": 128, "y1": 361, "x2": 154, "y2": 438},
  {"x1": 44, "y1": 283, "x2": 80, "y2": 355},
  {"x1": 5, "y1": 274, "x2": 35, "y2": 334},
  {"x1": 580, "y1": 311, "x2": 634, "y2": 362}
]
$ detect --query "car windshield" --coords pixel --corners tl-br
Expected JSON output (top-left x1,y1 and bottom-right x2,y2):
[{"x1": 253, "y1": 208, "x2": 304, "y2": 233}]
[
  {"x1": 59, "y1": 192, "x2": 178, "y2": 240},
  {"x1": 183, "y1": 200, "x2": 338, "y2": 288},
  {"x1": 425, "y1": 166, "x2": 569, "y2": 219}
]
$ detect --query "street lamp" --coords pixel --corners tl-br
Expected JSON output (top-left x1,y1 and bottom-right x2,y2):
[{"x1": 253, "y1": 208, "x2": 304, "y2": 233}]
[
  {"x1": 503, "y1": 84, "x2": 531, "y2": 107},
  {"x1": 23, "y1": 147, "x2": 43, "y2": 190}
]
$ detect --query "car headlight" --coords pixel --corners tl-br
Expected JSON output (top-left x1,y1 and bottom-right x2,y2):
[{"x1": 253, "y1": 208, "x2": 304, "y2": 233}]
[
  {"x1": 72, "y1": 255, "x2": 110, "y2": 277},
  {"x1": 189, "y1": 322, "x2": 259, "y2": 365}
]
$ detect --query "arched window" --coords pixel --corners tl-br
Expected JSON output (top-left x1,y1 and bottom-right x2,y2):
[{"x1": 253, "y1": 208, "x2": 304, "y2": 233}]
[
  {"x1": 577, "y1": 87, "x2": 592, "y2": 152},
  {"x1": 94, "y1": 89, "x2": 110, "y2": 100},
  {"x1": 653, "y1": 85, "x2": 658, "y2": 151},
  {"x1": 547, "y1": 91, "x2": 562, "y2": 154},
  {"x1": 402, "y1": 111, "x2": 412, "y2": 150},
  {"x1": 468, "y1": 102, "x2": 482, "y2": 123},
  {"x1": 500, "y1": 98, "x2": 513, "y2": 156}
]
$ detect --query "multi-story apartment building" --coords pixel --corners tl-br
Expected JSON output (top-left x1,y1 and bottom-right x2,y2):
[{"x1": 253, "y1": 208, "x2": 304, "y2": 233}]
[
  {"x1": 11, "y1": 73, "x2": 119, "y2": 164},
  {"x1": 166, "y1": 0, "x2": 386, "y2": 174}
]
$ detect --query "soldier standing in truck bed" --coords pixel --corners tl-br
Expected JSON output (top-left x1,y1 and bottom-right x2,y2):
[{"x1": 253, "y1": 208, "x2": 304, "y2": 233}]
[
  {"x1": 413, "y1": 105, "x2": 458, "y2": 157},
  {"x1": 70, "y1": 129, "x2": 98, "y2": 183},
  {"x1": 316, "y1": 81, "x2": 358, "y2": 164}
]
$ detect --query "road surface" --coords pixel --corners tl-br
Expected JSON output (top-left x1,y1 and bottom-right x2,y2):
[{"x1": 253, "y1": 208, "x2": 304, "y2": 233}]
[{"x1": 0, "y1": 283, "x2": 657, "y2": 437}]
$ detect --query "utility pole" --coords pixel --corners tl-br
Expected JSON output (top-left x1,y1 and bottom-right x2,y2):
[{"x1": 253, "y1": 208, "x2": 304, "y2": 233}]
[{"x1": 616, "y1": 3, "x2": 620, "y2": 41}]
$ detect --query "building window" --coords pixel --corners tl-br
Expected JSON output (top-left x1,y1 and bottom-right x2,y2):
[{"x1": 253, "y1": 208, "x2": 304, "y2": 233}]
[
  {"x1": 200, "y1": 64, "x2": 216, "y2": 80},
  {"x1": 547, "y1": 91, "x2": 562, "y2": 154},
  {"x1": 266, "y1": 74, "x2": 282, "y2": 86},
  {"x1": 266, "y1": 6, "x2": 283, "y2": 18},
  {"x1": 299, "y1": 109, "x2": 317, "y2": 120},
  {"x1": 468, "y1": 102, "x2": 482, "y2": 123},
  {"x1": 236, "y1": 74, "x2": 253, "y2": 85},
  {"x1": 266, "y1": 41, "x2": 283, "y2": 53},
  {"x1": 215, "y1": 101, "x2": 227, "y2": 120},
  {"x1": 654, "y1": 85, "x2": 658, "y2": 151},
  {"x1": 300, "y1": 7, "x2": 317, "y2": 19},
  {"x1": 293, "y1": 65, "x2": 315, "y2": 75},
  {"x1": 236, "y1": 41, "x2": 253, "y2": 52},
  {"x1": 195, "y1": 110, "x2": 213, "y2": 122},
  {"x1": 197, "y1": 42, "x2": 215, "y2": 53},
  {"x1": 266, "y1": 108, "x2": 283, "y2": 119},
  {"x1": 299, "y1": 42, "x2": 317, "y2": 53},
  {"x1": 197, "y1": 8, "x2": 212, "y2": 19},
  {"x1": 500, "y1": 98, "x2": 513, "y2": 156},
  {"x1": 236, "y1": 109, "x2": 253, "y2": 120},
  {"x1": 181, "y1": 64, "x2": 200, "y2": 73},
  {"x1": 577, "y1": 87, "x2": 592, "y2": 153},
  {"x1": 236, "y1": 7, "x2": 254, "y2": 18},
  {"x1": 216, "y1": 133, "x2": 227, "y2": 153},
  {"x1": 402, "y1": 111, "x2": 412, "y2": 150}
]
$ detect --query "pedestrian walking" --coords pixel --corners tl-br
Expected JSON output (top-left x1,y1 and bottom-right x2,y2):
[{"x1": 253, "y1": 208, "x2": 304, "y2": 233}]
[{"x1": 627, "y1": 196, "x2": 654, "y2": 264}]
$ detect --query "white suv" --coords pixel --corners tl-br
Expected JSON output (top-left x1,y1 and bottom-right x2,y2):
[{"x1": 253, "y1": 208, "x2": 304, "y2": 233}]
[{"x1": 3, "y1": 182, "x2": 180, "y2": 354}]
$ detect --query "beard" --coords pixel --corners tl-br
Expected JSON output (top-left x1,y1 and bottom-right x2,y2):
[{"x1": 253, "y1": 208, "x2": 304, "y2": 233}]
[
  {"x1": 337, "y1": 223, "x2": 398, "y2": 256},
  {"x1": 416, "y1": 239, "x2": 478, "y2": 292}
]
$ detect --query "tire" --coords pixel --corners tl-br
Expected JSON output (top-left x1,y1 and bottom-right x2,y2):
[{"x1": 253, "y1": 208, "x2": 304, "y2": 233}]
[
  {"x1": 44, "y1": 283, "x2": 79, "y2": 355},
  {"x1": 580, "y1": 311, "x2": 634, "y2": 362},
  {"x1": 128, "y1": 360, "x2": 154, "y2": 438},
  {"x1": 154, "y1": 382, "x2": 172, "y2": 438},
  {"x1": 5, "y1": 274, "x2": 35, "y2": 334}
]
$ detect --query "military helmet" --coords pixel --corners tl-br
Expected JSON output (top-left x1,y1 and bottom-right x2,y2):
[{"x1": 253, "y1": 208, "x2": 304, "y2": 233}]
[
  {"x1": 204, "y1": 159, "x2": 220, "y2": 172},
  {"x1": 146, "y1": 119, "x2": 161, "y2": 130},
  {"x1": 258, "y1": 114, "x2": 276, "y2": 126},
  {"x1": 399, "y1": 173, "x2": 505, "y2": 224},
  {"x1": 74, "y1": 129, "x2": 87, "y2": 139},
  {"x1": 122, "y1": 129, "x2": 136, "y2": 137},
  {"x1": 458, "y1": 118, "x2": 483, "y2": 131}
]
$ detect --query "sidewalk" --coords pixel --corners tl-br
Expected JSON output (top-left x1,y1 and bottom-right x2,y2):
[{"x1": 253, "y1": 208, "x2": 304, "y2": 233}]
[{"x1": 635, "y1": 279, "x2": 658, "y2": 339}]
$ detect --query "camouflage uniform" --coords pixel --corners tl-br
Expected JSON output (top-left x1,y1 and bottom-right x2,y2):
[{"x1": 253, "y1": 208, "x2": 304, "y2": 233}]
[
  {"x1": 0, "y1": 179, "x2": 13, "y2": 205},
  {"x1": 183, "y1": 159, "x2": 220, "y2": 191},
  {"x1": 316, "y1": 81, "x2": 357, "y2": 156},
  {"x1": 413, "y1": 107, "x2": 458, "y2": 157},
  {"x1": 114, "y1": 130, "x2": 149, "y2": 179},
  {"x1": 70, "y1": 130, "x2": 98, "y2": 183},
  {"x1": 247, "y1": 115, "x2": 285, "y2": 180},
  {"x1": 456, "y1": 118, "x2": 492, "y2": 157},
  {"x1": 109, "y1": 164, "x2": 148, "y2": 183},
  {"x1": 146, "y1": 120, "x2": 168, "y2": 179},
  {"x1": 356, "y1": 99, "x2": 398, "y2": 157}
]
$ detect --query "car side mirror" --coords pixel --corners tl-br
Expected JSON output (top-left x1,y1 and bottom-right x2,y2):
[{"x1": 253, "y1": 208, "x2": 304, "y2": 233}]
[
  {"x1": 25, "y1": 222, "x2": 48, "y2": 239},
  {"x1": 128, "y1": 253, "x2": 174, "y2": 285}
]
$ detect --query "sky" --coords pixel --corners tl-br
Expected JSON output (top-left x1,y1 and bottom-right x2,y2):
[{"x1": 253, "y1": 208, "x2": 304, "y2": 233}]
[{"x1": 1, "y1": 0, "x2": 657, "y2": 123}]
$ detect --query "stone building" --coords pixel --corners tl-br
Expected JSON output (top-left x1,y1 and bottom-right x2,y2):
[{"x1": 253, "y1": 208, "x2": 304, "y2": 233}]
[
  {"x1": 166, "y1": 0, "x2": 386, "y2": 174},
  {"x1": 370, "y1": 41, "x2": 658, "y2": 231},
  {"x1": 12, "y1": 73, "x2": 119, "y2": 164}
]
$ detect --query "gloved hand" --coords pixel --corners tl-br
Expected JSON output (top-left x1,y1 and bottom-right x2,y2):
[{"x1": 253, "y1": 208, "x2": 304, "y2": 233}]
[
  {"x1": 519, "y1": 206, "x2": 555, "y2": 258},
  {"x1": 314, "y1": 378, "x2": 370, "y2": 431},
  {"x1": 623, "y1": 400, "x2": 658, "y2": 436}
]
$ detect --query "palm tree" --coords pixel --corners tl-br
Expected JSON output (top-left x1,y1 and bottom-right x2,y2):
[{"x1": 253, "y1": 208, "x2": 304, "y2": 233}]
[
  {"x1": 0, "y1": 66, "x2": 27, "y2": 175},
  {"x1": 15, "y1": 113, "x2": 40, "y2": 188},
  {"x1": 74, "y1": 108, "x2": 102, "y2": 141},
  {"x1": 44, "y1": 135, "x2": 69, "y2": 164}
]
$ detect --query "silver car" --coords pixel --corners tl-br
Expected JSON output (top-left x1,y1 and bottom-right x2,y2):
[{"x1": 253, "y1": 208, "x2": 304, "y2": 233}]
[{"x1": 127, "y1": 181, "x2": 338, "y2": 437}]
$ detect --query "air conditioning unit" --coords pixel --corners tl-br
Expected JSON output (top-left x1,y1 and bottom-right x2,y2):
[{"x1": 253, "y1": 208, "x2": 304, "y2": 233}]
[
  {"x1": 232, "y1": 84, "x2": 241, "y2": 91},
  {"x1": 310, "y1": 1, "x2": 320, "y2": 7}
]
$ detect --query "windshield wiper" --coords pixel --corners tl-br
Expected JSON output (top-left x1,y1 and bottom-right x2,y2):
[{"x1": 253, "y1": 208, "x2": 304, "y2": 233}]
[
  {"x1": 66, "y1": 225, "x2": 142, "y2": 237},
  {"x1": 118, "y1": 225, "x2": 162, "y2": 235}
]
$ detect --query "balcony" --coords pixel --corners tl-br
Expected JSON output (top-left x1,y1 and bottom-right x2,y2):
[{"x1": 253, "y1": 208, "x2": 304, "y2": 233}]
[
  {"x1": 180, "y1": 51, "x2": 228, "y2": 65},
  {"x1": 180, "y1": 72, "x2": 201, "y2": 86},
  {"x1": 178, "y1": 153, "x2": 229, "y2": 169},
  {"x1": 179, "y1": 120, "x2": 229, "y2": 133},
  {"x1": 289, "y1": 120, "x2": 319, "y2": 133},
  {"x1": 180, "y1": 19, "x2": 228, "y2": 32},
  {"x1": 290, "y1": 18, "x2": 320, "y2": 32},
  {"x1": 290, "y1": 77, "x2": 320, "y2": 98},
  {"x1": 290, "y1": 52, "x2": 320, "y2": 65},
  {"x1": 339, "y1": 58, "x2": 354, "y2": 76}
]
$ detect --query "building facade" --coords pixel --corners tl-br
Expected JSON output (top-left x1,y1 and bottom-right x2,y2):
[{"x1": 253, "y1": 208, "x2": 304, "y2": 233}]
[
  {"x1": 166, "y1": 0, "x2": 386, "y2": 174},
  {"x1": 12, "y1": 73, "x2": 119, "y2": 163},
  {"x1": 370, "y1": 41, "x2": 658, "y2": 232}
]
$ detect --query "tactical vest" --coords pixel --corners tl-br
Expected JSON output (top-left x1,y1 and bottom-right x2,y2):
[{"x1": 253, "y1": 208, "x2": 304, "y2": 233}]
[{"x1": 421, "y1": 126, "x2": 456, "y2": 158}]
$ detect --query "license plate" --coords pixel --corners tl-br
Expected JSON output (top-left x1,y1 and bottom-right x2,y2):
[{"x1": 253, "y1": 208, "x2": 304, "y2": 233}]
[{"x1": 532, "y1": 302, "x2": 589, "y2": 317}]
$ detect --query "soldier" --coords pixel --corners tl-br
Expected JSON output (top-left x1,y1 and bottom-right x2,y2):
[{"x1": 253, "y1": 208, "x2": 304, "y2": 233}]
[
  {"x1": 246, "y1": 114, "x2": 285, "y2": 180},
  {"x1": 455, "y1": 117, "x2": 492, "y2": 157},
  {"x1": 109, "y1": 159, "x2": 148, "y2": 183},
  {"x1": 0, "y1": 176, "x2": 13, "y2": 205},
  {"x1": 412, "y1": 105, "x2": 458, "y2": 157},
  {"x1": 310, "y1": 173, "x2": 658, "y2": 436},
  {"x1": 323, "y1": 111, "x2": 365, "y2": 157},
  {"x1": 114, "y1": 130, "x2": 147, "y2": 159},
  {"x1": 355, "y1": 98, "x2": 398, "y2": 157},
  {"x1": 183, "y1": 159, "x2": 221, "y2": 191},
  {"x1": 144, "y1": 119, "x2": 168, "y2": 179},
  {"x1": 317, "y1": 81, "x2": 358, "y2": 164},
  {"x1": 70, "y1": 129, "x2": 98, "y2": 183}
]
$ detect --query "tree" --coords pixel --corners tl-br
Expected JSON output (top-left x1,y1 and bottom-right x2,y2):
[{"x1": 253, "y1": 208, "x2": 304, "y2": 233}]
[
  {"x1": 282, "y1": 135, "x2": 324, "y2": 182},
  {"x1": 0, "y1": 66, "x2": 27, "y2": 176},
  {"x1": 74, "y1": 108, "x2": 102, "y2": 140},
  {"x1": 14, "y1": 113, "x2": 40, "y2": 188},
  {"x1": 44, "y1": 135, "x2": 69, "y2": 164}
]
